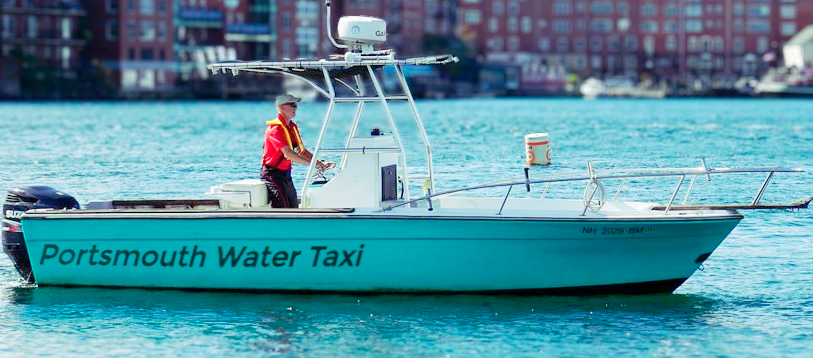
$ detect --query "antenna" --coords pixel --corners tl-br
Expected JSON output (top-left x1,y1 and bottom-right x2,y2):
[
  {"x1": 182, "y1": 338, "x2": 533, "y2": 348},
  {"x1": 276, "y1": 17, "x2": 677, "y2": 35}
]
[{"x1": 325, "y1": 0, "x2": 347, "y2": 50}]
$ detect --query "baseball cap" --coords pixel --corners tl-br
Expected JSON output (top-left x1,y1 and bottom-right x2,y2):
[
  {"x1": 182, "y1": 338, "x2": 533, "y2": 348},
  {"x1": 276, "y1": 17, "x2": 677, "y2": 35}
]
[{"x1": 276, "y1": 94, "x2": 301, "y2": 107}]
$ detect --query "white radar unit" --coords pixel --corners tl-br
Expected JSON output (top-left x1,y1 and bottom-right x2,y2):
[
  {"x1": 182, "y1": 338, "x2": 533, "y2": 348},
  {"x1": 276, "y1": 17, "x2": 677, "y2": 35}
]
[{"x1": 336, "y1": 16, "x2": 393, "y2": 61}]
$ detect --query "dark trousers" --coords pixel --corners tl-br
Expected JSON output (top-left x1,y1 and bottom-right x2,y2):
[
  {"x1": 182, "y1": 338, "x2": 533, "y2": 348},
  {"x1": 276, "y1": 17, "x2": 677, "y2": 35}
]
[{"x1": 261, "y1": 166, "x2": 298, "y2": 208}]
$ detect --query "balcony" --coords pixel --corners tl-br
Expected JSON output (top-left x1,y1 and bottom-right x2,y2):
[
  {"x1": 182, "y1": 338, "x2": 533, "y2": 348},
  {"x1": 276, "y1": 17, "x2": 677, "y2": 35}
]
[
  {"x1": 176, "y1": 8, "x2": 223, "y2": 28},
  {"x1": 225, "y1": 23, "x2": 272, "y2": 42},
  {"x1": 0, "y1": 0, "x2": 85, "y2": 15}
]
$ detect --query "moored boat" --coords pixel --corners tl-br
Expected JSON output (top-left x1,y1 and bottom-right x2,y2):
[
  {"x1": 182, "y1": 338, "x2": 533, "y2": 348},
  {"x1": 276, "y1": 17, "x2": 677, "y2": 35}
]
[{"x1": 2, "y1": 3, "x2": 809, "y2": 295}]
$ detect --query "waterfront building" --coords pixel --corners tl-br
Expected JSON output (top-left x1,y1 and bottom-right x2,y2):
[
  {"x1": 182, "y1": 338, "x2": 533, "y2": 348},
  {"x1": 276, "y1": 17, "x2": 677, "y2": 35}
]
[
  {"x1": 456, "y1": 0, "x2": 813, "y2": 94},
  {"x1": 83, "y1": 0, "x2": 174, "y2": 95},
  {"x1": 0, "y1": 0, "x2": 87, "y2": 98}
]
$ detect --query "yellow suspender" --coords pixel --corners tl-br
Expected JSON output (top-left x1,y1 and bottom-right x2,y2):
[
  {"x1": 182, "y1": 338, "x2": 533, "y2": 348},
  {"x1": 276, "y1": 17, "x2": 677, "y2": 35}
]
[{"x1": 266, "y1": 118, "x2": 304, "y2": 151}]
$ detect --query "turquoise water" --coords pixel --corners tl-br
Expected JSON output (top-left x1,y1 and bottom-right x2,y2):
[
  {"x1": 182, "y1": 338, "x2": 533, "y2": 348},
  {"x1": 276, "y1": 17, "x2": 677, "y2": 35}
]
[{"x1": 1, "y1": 99, "x2": 812, "y2": 357}]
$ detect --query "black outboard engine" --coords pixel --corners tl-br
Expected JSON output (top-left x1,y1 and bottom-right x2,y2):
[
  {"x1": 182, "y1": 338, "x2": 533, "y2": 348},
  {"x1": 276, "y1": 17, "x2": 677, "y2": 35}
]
[{"x1": 2, "y1": 186, "x2": 79, "y2": 283}]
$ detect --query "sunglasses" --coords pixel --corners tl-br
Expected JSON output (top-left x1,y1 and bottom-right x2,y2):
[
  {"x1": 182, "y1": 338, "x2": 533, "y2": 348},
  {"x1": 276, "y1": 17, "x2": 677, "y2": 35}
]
[{"x1": 286, "y1": 103, "x2": 298, "y2": 108}]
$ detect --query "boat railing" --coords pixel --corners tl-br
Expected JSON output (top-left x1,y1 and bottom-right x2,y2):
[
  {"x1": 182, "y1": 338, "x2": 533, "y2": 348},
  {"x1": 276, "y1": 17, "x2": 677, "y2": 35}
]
[{"x1": 380, "y1": 161, "x2": 809, "y2": 215}]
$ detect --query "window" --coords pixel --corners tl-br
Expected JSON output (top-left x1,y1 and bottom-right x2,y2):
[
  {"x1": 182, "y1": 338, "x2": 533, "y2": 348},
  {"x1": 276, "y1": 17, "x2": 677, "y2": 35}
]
[
  {"x1": 714, "y1": 36, "x2": 724, "y2": 52},
  {"x1": 26, "y1": 15, "x2": 37, "y2": 38},
  {"x1": 575, "y1": 1, "x2": 586, "y2": 13},
  {"x1": 507, "y1": 36, "x2": 520, "y2": 51},
  {"x1": 60, "y1": 46, "x2": 70, "y2": 69},
  {"x1": 553, "y1": 19, "x2": 571, "y2": 33},
  {"x1": 747, "y1": 5, "x2": 770, "y2": 17},
  {"x1": 140, "y1": 0, "x2": 154, "y2": 15},
  {"x1": 686, "y1": 20, "x2": 702, "y2": 33},
  {"x1": 574, "y1": 37, "x2": 586, "y2": 51},
  {"x1": 507, "y1": 17, "x2": 518, "y2": 33},
  {"x1": 780, "y1": 5, "x2": 796, "y2": 19},
  {"x1": 575, "y1": 19, "x2": 585, "y2": 31},
  {"x1": 781, "y1": 22, "x2": 796, "y2": 36},
  {"x1": 507, "y1": 0, "x2": 520, "y2": 16},
  {"x1": 295, "y1": 1, "x2": 319, "y2": 20},
  {"x1": 665, "y1": 35, "x2": 676, "y2": 51},
  {"x1": 61, "y1": 18, "x2": 71, "y2": 39},
  {"x1": 492, "y1": 1, "x2": 504, "y2": 15},
  {"x1": 700, "y1": 36, "x2": 711, "y2": 52},
  {"x1": 641, "y1": 20, "x2": 658, "y2": 33},
  {"x1": 128, "y1": 48, "x2": 136, "y2": 59},
  {"x1": 733, "y1": 37, "x2": 744, "y2": 54},
  {"x1": 733, "y1": 3, "x2": 744, "y2": 16},
  {"x1": 158, "y1": 0, "x2": 167, "y2": 13},
  {"x1": 463, "y1": 10, "x2": 481, "y2": 24},
  {"x1": 625, "y1": 35, "x2": 637, "y2": 51},
  {"x1": 685, "y1": 5, "x2": 701, "y2": 17},
  {"x1": 608, "y1": 36, "x2": 619, "y2": 52},
  {"x1": 664, "y1": 3, "x2": 678, "y2": 16},
  {"x1": 488, "y1": 36, "x2": 503, "y2": 50},
  {"x1": 140, "y1": 20, "x2": 155, "y2": 41},
  {"x1": 644, "y1": 36, "x2": 655, "y2": 54},
  {"x1": 141, "y1": 48, "x2": 154, "y2": 60},
  {"x1": 687, "y1": 56, "x2": 697, "y2": 69},
  {"x1": 590, "y1": 2, "x2": 612, "y2": 15},
  {"x1": 489, "y1": 17, "x2": 499, "y2": 32},
  {"x1": 105, "y1": 20, "x2": 119, "y2": 40},
  {"x1": 556, "y1": 37, "x2": 568, "y2": 52},
  {"x1": 715, "y1": 57, "x2": 724, "y2": 70},
  {"x1": 521, "y1": 16, "x2": 532, "y2": 33},
  {"x1": 688, "y1": 36, "x2": 698, "y2": 52},
  {"x1": 2, "y1": 15, "x2": 14, "y2": 38},
  {"x1": 590, "y1": 36, "x2": 602, "y2": 51},
  {"x1": 127, "y1": 19, "x2": 136, "y2": 40},
  {"x1": 747, "y1": 19, "x2": 769, "y2": 34},
  {"x1": 157, "y1": 21, "x2": 167, "y2": 41},
  {"x1": 641, "y1": 4, "x2": 657, "y2": 16},
  {"x1": 553, "y1": 0, "x2": 571, "y2": 15},
  {"x1": 757, "y1": 37, "x2": 768, "y2": 53},
  {"x1": 538, "y1": 37, "x2": 550, "y2": 52},
  {"x1": 733, "y1": 19, "x2": 743, "y2": 33},
  {"x1": 624, "y1": 55, "x2": 637, "y2": 69},
  {"x1": 591, "y1": 54, "x2": 601, "y2": 69},
  {"x1": 663, "y1": 21, "x2": 678, "y2": 33},
  {"x1": 575, "y1": 55, "x2": 586, "y2": 69},
  {"x1": 590, "y1": 19, "x2": 613, "y2": 33},
  {"x1": 281, "y1": 13, "x2": 291, "y2": 31},
  {"x1": 282, "y1": 39, "x2": 291, "y2": 58},
  {"x1": 107, "y1": 0, "x2": 119, "y2": 12},
  {"x1": 617, "y1": 1, "x2": 628, "y2": 15}
]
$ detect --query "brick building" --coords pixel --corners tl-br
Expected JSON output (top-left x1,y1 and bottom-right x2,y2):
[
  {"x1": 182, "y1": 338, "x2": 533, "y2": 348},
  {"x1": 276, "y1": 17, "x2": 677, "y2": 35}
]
[
  {"x1": 84, "y1": 0, "x2": 174, "y2": 94},
  {"x1": 1, "y1": 0, "x2": 87, "y2": 98},
  {"x1": 457, "y1": 0, "x2": 813, "y2": 93}
]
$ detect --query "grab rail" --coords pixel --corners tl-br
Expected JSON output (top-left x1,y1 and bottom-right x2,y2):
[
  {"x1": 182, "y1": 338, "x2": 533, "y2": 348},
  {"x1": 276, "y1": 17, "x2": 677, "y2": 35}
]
[{"x1": 379, "y1": 162, "x2": 807, "y2": 214}]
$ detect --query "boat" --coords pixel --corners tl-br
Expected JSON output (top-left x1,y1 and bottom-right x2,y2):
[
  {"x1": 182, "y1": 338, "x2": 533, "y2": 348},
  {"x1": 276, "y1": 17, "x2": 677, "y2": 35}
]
[
  {"x1": 579, "y1": 77, "x2": 605, "y2": 99},
  {"x1": 2, "y1": 5, "x2": 810, "y2": 295}
]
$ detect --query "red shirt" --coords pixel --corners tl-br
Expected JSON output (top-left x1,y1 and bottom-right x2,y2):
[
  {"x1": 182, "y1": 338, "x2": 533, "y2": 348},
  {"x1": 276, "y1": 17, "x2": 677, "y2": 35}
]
[{"x1": 262, "y1": 115, "x2": 302, "y2": 171}]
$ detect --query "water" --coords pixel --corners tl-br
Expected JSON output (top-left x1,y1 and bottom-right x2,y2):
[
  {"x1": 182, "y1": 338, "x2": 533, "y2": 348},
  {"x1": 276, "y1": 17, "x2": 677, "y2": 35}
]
[{"x1": 0, "y1": 99, "x2": 811, "y2": 357}]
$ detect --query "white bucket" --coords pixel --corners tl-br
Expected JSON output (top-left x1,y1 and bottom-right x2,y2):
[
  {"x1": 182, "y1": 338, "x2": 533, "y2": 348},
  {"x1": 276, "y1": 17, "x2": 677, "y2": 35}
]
[{"x1": 525, "y1": 133, "x2": 551, "y2": 165}]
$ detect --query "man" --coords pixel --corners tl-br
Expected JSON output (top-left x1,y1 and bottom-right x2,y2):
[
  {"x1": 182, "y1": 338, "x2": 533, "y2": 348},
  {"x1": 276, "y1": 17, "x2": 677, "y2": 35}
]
[{"x1": 261, "y1": 94, "x2": 329, "y2": 208}]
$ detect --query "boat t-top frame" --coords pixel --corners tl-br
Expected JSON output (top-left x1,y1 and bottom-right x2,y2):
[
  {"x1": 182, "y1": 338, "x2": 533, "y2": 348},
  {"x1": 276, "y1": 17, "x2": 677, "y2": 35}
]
[{"x1": 207, "y1": 54, "x2": 459, "y2": 206}]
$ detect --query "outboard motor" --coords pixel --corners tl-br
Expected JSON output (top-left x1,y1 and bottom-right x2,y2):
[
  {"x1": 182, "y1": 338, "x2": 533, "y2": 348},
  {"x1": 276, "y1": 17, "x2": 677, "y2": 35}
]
[{"x1": 2, "y1": 186, "x2": 79, "y2": 283}]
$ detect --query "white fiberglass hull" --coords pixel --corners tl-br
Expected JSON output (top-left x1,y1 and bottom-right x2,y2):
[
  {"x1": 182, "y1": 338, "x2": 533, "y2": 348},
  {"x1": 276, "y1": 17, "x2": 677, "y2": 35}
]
[{"x1": 19, "y1": 204, "x2": 742, "y2": 294}]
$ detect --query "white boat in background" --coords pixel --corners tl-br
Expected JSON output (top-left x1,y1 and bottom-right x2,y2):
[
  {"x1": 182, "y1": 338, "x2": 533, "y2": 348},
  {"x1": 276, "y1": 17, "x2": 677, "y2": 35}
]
[
  {"x1": 579, "y1": 77, "x2": 605, "y2": 98},
  {"x1": 2, "y1": 2, "x2": 809, "y2": 295}
]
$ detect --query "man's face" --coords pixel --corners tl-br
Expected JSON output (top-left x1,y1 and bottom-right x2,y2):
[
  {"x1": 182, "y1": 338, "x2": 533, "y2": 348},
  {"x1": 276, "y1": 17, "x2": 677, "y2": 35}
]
[{"x1": 279, "y1": 102, "x2": 297, "y2": 120}]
